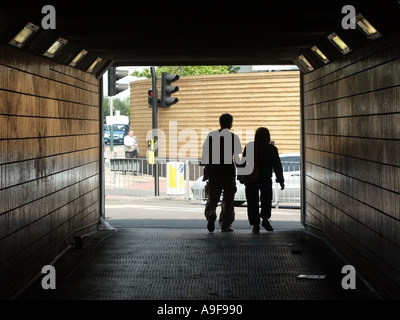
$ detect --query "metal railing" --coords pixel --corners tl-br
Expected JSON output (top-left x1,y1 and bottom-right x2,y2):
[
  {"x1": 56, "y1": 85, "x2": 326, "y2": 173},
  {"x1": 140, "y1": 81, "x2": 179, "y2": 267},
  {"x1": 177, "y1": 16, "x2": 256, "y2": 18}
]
[
  {"x1": 272, "y1": 164, "x2": 301, "y2": 208},
  {"x1": 104, "y1": 155, "x2": 204, "y2": 200},
  {"x1": 104, "y1": 153, "x2": 300, "y2": 207}
]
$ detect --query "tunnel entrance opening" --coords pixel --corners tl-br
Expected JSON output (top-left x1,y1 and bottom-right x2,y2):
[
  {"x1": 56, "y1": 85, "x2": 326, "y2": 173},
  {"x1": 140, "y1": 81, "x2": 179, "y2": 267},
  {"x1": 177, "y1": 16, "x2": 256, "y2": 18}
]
[{"x1": 102, "y1": 65, "x2": 303, "y2": 230}]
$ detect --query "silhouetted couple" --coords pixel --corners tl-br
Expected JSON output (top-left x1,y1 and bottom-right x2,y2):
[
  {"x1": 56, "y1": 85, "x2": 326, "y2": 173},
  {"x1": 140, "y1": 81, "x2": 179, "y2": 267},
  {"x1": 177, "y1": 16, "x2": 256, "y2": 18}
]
[{"x1": 201, "y1": 113, "x2": 285, "y2": 233}]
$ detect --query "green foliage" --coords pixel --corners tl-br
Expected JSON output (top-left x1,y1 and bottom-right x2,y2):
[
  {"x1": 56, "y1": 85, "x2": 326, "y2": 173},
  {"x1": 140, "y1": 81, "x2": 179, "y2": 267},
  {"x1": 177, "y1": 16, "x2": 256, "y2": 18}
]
[
  {"x1": 103, "y1": 97, "x2": 110, "y2": 120},
  {"x1": 130, "y1": 66, "x2": 239, "y2": 79},
  {"x1": 102, "y1": 96, "x2": 130, "y2": 122},
  {"x1": 113, "y1": 96, "x2": 130, "y2": 117}
]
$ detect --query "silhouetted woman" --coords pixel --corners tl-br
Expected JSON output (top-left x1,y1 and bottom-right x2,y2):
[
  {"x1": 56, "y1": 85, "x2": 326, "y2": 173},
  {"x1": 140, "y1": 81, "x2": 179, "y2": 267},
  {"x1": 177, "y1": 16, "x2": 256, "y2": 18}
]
[{"x1": 241, "y1": 127, "x2": 285, "y2": 233}]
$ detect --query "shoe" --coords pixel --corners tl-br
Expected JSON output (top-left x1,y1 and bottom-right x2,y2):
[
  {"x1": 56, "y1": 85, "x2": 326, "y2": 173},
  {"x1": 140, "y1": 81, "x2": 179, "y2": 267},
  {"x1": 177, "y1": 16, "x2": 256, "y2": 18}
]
[
  {"x1": 207, "y1": 215, "x2": 216, "y2": 232},
  {"x1": 221, "y1": 226, "x2": 233, "y2": 232},
  {"x1": 252, "y1": 225, "x2": 260, "y2": 234},
  {"x1": 262, "y1": 220, "x2": 274, "y2": 231}
]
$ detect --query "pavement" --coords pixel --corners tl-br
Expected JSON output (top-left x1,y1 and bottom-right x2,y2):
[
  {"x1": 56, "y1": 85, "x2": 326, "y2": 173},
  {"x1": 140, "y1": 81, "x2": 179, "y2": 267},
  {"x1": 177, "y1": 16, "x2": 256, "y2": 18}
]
[{"x1": 13, "y1": 196, "x2": 381, "y2": 309}]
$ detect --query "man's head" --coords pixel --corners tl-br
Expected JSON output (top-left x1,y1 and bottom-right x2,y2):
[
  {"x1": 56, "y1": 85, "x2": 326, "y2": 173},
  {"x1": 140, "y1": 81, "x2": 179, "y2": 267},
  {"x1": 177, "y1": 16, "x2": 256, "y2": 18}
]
[
  {"x1": 128, "y1": 130, "x2": 134, "y2": 136},
  {"x1": 219, "y1": 113, "x2": 233, "y2": 129}
]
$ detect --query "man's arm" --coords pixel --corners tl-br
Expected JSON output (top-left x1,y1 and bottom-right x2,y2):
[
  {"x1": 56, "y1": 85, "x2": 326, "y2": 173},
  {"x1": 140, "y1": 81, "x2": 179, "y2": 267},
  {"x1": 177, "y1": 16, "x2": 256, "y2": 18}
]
[
  {"x1": 233, "y1": 133, "x2": 243, "y2": 167},
  {"x1": 272, "y1": 147, "x2": 285, "y2": 190}
]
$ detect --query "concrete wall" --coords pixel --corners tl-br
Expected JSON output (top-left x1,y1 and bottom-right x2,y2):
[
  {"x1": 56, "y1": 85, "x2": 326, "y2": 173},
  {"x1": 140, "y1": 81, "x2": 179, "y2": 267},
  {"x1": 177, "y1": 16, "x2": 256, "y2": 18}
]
[
  {"x1": 303, "y1": 34, "x2": 400, "y2": 299},
  {"x1": 0, "y1": 44, "x2": 101, "y2": 299},
  {"x1": 130, "y1": 71, "x2": 300, "y2": 160}
]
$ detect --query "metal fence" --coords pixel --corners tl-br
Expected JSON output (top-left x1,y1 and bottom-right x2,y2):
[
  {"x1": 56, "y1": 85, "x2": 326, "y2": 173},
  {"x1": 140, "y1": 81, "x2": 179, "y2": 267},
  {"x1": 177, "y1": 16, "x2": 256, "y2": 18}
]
[
  {"x1": 104, "y1": 156, "x2": 204, "y2": 200},
  {"x1": 104, "y1": 154, "x2": 300, "y2": 207}
]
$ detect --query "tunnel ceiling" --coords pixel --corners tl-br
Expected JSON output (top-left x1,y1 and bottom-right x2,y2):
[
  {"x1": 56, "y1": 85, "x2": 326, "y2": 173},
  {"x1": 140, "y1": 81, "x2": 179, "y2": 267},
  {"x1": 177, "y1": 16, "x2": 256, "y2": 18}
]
[{"x1": 1, "y1": 0, "x2": 400, "y2": 76}]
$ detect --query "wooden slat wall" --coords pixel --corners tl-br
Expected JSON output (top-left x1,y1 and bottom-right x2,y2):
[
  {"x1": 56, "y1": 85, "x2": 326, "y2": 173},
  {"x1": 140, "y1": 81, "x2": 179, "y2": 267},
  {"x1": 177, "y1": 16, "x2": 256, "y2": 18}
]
[
  {"x1": 303, "y1": 35, "x2": 400, "y2": 298},
  {"x1": 130, "y1": 71, "x2": 300, "y2": 160},
  {"x1": 0, "y1": 44, "x2": 101, "y2": 299}
]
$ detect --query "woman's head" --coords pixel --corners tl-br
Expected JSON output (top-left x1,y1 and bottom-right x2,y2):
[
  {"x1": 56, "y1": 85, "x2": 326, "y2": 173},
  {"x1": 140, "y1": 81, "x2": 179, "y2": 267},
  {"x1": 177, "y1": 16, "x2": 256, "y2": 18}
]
[{"x1": 255, "y1": 127, "x2": 270, "y2": 143}]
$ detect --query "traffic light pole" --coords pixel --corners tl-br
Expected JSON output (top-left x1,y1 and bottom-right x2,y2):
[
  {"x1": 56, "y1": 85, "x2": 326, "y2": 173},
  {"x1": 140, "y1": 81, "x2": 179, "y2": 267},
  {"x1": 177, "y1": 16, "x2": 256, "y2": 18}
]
[
  {"x1": 150, "y1": 66, "x2": 159, "y2": 196},
  {"x1": 109, "y1": 96, "x2": 114, "y2": 152}
]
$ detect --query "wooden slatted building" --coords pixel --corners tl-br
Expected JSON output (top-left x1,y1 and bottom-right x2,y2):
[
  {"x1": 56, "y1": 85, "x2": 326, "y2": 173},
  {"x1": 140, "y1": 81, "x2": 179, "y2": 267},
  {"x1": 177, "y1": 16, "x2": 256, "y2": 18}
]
[{"x1": 129, "y1": 71, "x2": 300, "y2": 160}]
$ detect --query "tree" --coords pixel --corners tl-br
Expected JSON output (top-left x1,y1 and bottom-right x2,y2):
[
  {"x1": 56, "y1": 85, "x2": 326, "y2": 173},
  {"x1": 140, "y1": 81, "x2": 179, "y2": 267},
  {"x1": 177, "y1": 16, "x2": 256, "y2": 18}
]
[
  {"x1": 102, "y1": 96, "x2": 130, "y2": 123},
  {"x1": 130, "y1": 65, "x2": 239, "y2": 79},
  {"x1": 113, "y1": 96, "x2": 130, "y2": 117}
]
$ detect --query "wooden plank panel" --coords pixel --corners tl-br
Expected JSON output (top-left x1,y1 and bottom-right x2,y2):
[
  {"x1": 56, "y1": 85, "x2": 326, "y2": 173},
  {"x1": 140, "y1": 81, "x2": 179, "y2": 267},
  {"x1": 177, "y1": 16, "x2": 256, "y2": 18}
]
[
  {"x1": 131, "y1": 71, "x2": 300, "y2": 157},
  {"x1": 304, "y1": 34, "x2": 400, "y2": 86},
  {"x1": 0, "y1": 44, "x2": 101, "y2": 299},
  {"x1": 305, "y1": 188, "x2": 400, "y2": 276},
  {"x1": 2, "y1": 188, "x2": 99, "y2": 277},
  {"x1": 305, "y1": 134, "x2": 400, "y2": 168},
  {"x1": 304, "y1": 87, "x2": 400, "y2": 120},
  {"x1": 304, "y1": 113, "x2": 400, "y2": 140},
  {"x1": 303, "y1": 36, "x2": 400, "y2": 298},
  {"x1": 304, "y1": 58, "x2": 400, "y2": 106},
  {"x1": 2, "y1": 66, "x2": 98, "y2": 106}
]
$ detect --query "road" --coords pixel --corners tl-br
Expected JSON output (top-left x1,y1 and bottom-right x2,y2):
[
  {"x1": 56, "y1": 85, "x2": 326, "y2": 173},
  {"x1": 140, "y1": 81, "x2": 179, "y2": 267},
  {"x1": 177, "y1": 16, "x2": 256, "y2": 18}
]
[{"x1": 104, "y1": 196, "x2": 303, "y2": 231}]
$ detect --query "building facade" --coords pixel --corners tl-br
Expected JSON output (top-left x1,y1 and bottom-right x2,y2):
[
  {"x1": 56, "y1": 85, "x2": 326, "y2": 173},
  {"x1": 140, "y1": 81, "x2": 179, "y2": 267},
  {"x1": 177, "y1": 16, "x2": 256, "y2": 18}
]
[{"x1": 130, "y1": 71, "x2": 301, "y2": 161}]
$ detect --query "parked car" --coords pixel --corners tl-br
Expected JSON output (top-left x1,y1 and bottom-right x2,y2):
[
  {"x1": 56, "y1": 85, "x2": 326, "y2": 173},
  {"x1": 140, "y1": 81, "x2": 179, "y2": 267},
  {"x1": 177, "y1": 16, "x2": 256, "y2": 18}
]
[
  {"x1": 191, "y1": 153, "x2": 301, "y2": 206},
  {"x1": 104, "y1": 124, "x2": 129, "y2": 144}
]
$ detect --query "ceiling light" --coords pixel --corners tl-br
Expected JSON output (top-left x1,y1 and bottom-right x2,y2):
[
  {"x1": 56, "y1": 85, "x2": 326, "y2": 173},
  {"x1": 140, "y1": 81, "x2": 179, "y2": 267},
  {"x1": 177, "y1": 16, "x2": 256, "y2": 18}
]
[
  {"x1": 43, "y1": 38, "x2": 68, "y2": 58},
  {"x1": 311, "y1": 46, "x2": 329, "y2": 64},
  {"x1": 87, "y1": 57, "x2": 102, "y2": 73},
  {"x1": 9, "y1": 22, "x2": 39, "y2": 48},
  {"x1": 356, "y1": 14, "x2": 381, "y2": 39},
  {"x1": 69, "y1": 49, "x2": 88, "y2": 67},
  {"x1": 298, "y1": 55, "x2": 314, "y2": 71},
  {"x1": 328, "y1": 33, "x2": 351, "y2": 54}
]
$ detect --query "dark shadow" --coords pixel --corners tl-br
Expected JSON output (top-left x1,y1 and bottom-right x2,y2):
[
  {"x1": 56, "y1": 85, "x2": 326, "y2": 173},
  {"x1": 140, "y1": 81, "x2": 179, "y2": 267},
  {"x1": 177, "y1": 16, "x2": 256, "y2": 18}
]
[{"x1": 104, "y1": 217, "x2": 304, "y2": 230}]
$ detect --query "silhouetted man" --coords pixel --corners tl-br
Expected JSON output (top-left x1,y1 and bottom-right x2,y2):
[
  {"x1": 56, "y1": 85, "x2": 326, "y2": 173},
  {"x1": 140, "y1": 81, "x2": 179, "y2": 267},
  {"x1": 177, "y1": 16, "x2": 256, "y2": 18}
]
[{"x1": 201, "y1": 113, "x2": 242, "y2": 232}]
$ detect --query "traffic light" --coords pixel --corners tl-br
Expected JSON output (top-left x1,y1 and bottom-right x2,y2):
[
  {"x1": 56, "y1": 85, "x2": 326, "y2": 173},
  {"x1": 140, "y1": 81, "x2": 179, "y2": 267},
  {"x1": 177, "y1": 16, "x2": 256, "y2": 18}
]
[
  {"x1": 160, "y1": 72, "x2": 179, "y2": 107},
  {"x1": 108, "y1": 66, "x2": 129, "y2": 96},
  {"x1": 148, "y1": 89, "x2": 160, "y2": 108}
]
